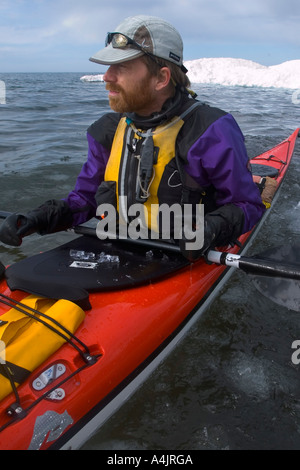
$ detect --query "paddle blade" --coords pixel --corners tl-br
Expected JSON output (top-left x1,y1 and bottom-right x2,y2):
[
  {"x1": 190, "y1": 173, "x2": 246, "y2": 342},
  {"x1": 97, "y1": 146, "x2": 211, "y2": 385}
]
[
  {"x1": 252, "y1": 244, "x2": 300, "y2": 312},
  {"x1": 253, "y1": 276, "x2": 300, "y2": 312}
]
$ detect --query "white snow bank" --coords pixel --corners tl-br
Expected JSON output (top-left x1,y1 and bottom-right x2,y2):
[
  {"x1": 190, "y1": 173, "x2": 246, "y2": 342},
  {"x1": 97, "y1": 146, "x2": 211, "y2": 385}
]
[
  {"x1": 185, "y1": 58, "x2": 300, "y2": 89},
  {"x1": 80, "y1": 74, "x2": 104, "y2": 82},
  {"x1": 80, "y1": 58, "x2": 300, "y2": 90}
]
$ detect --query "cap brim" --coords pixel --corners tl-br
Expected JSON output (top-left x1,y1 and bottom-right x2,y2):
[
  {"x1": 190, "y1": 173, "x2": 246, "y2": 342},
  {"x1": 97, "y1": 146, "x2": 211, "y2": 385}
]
[{"x1": 89, "y1": 43, "x2": 144, "y2": 65}]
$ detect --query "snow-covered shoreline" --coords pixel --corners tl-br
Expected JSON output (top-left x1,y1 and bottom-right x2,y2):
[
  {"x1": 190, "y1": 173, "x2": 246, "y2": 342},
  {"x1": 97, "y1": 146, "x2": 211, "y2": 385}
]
[
  {"x1": 80, "y1": 57, "x2": 300, "y2": 90},
  {"x1": 185, "y1": 58, "x2": 300, "y2": 89}
]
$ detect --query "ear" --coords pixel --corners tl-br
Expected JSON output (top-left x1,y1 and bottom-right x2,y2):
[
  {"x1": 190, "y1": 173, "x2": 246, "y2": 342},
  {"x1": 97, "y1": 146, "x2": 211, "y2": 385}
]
[{"x1": 154, "y1": 67, "x2": 172, "y2": 91}]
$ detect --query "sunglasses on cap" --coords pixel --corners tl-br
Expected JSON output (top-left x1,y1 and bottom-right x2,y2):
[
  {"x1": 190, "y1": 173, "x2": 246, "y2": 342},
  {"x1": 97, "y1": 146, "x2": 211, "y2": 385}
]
[
  {"x1": 105, "y1": 32, "x2": 154, "y2": 57},
  {"x1": 105, "y1": 32, "x2": 188, "y2": 73}
]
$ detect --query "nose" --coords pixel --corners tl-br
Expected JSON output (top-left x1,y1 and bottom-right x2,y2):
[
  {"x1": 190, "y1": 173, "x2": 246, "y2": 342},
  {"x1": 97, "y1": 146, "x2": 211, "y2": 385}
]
[{"x1": 103, "y1": 66, "x2": 117, "y2": 83}]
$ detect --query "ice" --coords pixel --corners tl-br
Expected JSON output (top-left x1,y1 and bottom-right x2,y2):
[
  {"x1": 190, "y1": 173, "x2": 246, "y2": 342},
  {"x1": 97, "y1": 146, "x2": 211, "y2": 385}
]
[
  {"x1": 69, "y1": 250, "x2": 96, "y2": 261},
  {"x1": 80, "y1": 74, "x2": 104, "y2": 82},
  {"x1": 80, "y1": 58, "x2": 300, "y2": 89},
  {"x1": 97, "y1": 252, "x2": 120, "y2": 264},
  {"x1": 226, "y1": 353, "x2": 271, "y2": 400},
  {"x1": 69, "y1": 249, "x2": 119, "y2": 264},
  {"x1": 146, "y1": 250, "x2": 154, "y2": 259},
  {"x1": 185, "y1": 58, "x2": 300, "y2": 89}
]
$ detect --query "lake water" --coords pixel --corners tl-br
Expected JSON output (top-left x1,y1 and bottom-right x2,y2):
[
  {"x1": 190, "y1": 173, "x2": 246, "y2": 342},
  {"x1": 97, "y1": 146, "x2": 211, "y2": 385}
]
[{"x1": 0, "y1": 73, "x2": 300, "y2": 449}]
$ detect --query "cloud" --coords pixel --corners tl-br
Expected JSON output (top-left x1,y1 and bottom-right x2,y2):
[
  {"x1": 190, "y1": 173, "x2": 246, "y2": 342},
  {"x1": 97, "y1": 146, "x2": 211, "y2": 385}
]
[
  {"x1": 2, "y1": 0, "x2": 298, "y2": 46},
  {"x1": 171, "y1": 0, "x2": 300, "y2": 45},
  {"x1": 0, "y1": 0, "x2": 299, "y2": 71}
]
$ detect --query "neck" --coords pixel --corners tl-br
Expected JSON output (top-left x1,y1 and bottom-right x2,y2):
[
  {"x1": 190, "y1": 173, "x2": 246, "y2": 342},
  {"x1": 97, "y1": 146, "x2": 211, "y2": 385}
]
[
  {"x1": 138, "y1": 88, "x2": 175, "y2": 117},
  {"x1": 126, "y1": 86, "x2": 190, "y2": 129}
]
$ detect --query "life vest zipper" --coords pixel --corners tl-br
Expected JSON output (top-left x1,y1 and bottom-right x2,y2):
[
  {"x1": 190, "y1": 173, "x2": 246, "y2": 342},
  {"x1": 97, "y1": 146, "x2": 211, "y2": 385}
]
[{"x1": 119, "y1": 126, "x2": 140, "y2": 223}]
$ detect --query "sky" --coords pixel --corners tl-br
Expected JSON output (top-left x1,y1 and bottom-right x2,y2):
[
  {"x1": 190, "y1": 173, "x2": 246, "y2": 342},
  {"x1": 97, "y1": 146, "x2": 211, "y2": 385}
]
[{"x1": 0, "y1": 0, "x2": 299, "y2": 73}]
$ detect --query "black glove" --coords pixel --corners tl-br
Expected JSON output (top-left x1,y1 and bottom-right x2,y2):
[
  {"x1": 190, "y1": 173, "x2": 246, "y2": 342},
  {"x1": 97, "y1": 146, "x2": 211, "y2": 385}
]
[
  {"x1": 180, "y1": 204, "x2": 245, "y2": 262},
  {"x1": 0, "y1": 200, "x2": 73, "y2": 247}
]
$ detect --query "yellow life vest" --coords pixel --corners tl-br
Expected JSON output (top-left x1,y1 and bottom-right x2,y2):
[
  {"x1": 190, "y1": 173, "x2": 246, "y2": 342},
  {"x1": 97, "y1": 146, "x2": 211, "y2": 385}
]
[
  {"x1": 104, "y1": 116, "x2": 185, "y2": 233},
  {"x1": 0, "y1": 295, "x2": 85, "y2": 401}
]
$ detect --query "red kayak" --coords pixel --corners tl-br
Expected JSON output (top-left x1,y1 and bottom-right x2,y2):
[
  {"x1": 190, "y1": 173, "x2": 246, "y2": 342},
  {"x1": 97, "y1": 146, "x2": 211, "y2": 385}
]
[{"x1": 0, "y1": 128, "x2": 299, "y2": 450}]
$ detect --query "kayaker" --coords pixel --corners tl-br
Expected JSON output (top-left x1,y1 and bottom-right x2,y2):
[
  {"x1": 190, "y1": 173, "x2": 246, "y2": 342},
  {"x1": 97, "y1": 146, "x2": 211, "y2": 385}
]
[{"x1": 0, "y1": 15, "x2": 265, "y2": 260}]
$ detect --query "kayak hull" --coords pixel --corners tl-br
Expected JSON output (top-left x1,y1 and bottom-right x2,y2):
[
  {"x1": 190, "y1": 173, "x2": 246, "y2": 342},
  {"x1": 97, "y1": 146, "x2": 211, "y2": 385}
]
[{"x1": 0, "y1": 128, "x2": 298, "y2": 450}]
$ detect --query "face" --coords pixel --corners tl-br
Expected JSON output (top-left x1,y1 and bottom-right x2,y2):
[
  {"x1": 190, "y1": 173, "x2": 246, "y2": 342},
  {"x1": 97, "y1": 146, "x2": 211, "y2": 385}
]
[{"x1": 103, "y1": 57, "x2": 159, "y2": 116}]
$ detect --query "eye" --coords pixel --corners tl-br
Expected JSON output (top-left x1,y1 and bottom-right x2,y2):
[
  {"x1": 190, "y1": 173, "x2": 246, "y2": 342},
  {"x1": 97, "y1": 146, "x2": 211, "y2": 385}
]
[{"x1": 117, "y1": 63, "x2": 131, "y2": 73}]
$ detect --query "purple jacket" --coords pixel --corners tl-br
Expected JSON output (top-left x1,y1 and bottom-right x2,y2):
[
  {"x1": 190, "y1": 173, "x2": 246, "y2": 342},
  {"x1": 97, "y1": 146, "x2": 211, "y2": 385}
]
[
  {"x1": 65, "y1": 105, "x2": 265, "y2": 234},
  {"x1": 184, "y1": 113, "x2": 265, "y2": 232}
]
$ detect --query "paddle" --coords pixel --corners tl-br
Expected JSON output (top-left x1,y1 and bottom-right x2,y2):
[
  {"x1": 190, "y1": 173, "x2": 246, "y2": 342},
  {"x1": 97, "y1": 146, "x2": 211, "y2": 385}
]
[
  {"x1": 207, "y1": 247, "x2": 300, "y2": 281},
  {"x1": 207, "y1": 245, "x2": 300, "y2": 312},
  {"x1": 0, "y1": 211, "x2": 299, "y2": 311},
  {"x1": 0, "y1": 211, "x2": 13, "y2": 220}
]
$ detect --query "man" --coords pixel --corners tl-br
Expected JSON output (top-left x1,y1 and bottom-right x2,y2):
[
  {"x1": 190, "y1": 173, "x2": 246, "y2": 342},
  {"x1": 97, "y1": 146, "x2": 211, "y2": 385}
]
[{"x1": 0, "y1": 15, "x2": 265, "y2": 260}]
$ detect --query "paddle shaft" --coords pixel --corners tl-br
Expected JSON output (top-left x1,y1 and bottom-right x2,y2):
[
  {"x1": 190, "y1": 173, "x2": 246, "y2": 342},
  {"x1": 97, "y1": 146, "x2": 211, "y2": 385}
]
[
  {"x1": 73, "y1": 224, "x2": 182, "y2": 253},
  {"x1": 0, "y1": 211, "x2": 181, "y2": 253},
  {"x1": 207, "y1": 250, "x2": 300, "y2": 281},
  {"x1": 72, "y1": 226, "x2": 300, "y2": 281},
  {"x1": 1, "y1": 210, "x2": 300, "y2": 280}
]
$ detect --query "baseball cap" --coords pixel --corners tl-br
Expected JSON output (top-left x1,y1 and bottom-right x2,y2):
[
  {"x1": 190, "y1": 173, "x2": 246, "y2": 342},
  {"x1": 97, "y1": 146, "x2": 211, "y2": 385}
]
[{"x1": 89, "y1": 15, "x2": 185, "y2": 70}]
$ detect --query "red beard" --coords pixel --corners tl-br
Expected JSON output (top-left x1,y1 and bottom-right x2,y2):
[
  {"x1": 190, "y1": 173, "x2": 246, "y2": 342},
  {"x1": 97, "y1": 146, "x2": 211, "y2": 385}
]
[{"x1": 105, "y1": 78, "x2": 156, "y2": 115}]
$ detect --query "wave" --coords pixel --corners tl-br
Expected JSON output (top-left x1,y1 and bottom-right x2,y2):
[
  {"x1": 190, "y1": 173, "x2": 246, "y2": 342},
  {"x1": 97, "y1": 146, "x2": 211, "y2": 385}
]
[{"x1": 80, "y1": 58, "x2": 300, "y2": 90}]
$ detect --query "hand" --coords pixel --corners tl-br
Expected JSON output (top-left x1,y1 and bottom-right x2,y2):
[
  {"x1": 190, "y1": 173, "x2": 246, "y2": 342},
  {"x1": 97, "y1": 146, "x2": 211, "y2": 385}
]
[
  {"x1": 0, "y1": 213, "x2": 36, "y2": 246},
  {"x1": 0, "y1": 200, "x2": 73, "y2": 247},
  {"x1": 179, "y1": 219, "x2": 217, "y2": 262},
  {"x1": 179, "y1": 204, "x2": 245, "y2": 262}
]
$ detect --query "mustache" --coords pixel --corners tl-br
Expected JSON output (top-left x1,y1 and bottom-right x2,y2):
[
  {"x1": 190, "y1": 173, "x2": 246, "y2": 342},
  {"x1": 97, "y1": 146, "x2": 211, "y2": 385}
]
[{"x1": 106, "y1": 84, "x2": 123, "y2": 93}]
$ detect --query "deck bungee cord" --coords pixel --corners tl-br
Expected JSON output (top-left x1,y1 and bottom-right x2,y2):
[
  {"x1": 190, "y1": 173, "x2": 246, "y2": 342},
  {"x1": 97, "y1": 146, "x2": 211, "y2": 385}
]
[
  {"x1": 0, "y1": 293, "x2": 93, "y2": 360},
  {"x1": 0, "y1": 292, "x2": 100, "y2": 431}
]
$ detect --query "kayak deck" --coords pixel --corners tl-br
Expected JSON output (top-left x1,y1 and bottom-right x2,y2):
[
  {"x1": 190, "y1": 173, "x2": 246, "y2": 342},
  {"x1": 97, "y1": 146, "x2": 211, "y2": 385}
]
[
  {"x1": 3, "y1": 236, "x2": 190, "y2": 310},
  {"x1": 0, "y1": 128, "x2": 298, "y2": 450}
]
